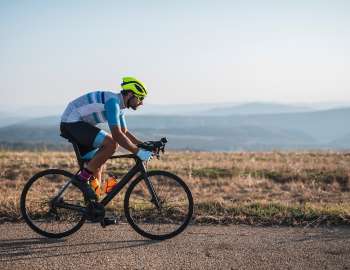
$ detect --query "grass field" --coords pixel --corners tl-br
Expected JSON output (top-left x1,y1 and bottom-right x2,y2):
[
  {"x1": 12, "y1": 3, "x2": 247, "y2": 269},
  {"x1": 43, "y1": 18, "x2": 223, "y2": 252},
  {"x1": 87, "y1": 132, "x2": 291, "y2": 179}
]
[{"x1": 0, "y1": 150, "x2": 349, "y2": 226}]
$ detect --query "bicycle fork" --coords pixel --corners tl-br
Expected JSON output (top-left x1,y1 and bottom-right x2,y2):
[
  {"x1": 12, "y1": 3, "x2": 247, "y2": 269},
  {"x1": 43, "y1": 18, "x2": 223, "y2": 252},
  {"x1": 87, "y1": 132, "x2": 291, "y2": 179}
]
[{"x1": 141, "y1": 164, "x2": 162, "y2": 210}]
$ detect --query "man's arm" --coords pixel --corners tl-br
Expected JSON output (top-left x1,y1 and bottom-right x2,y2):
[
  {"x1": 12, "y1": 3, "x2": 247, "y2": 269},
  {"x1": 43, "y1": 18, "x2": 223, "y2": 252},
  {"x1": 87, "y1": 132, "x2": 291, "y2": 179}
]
[
  {"x1": 105, "y1": 99, "x2": 138, "y2": 153},
  {"x1": 118, "y1": 109, "x2": 142, "y2": 145},
  {"x1": 122, "y1": 128, "x2": 143, "y2": 145},
  {"x1": 110, "y1": 126, "x2": 138, "y2": 154}
]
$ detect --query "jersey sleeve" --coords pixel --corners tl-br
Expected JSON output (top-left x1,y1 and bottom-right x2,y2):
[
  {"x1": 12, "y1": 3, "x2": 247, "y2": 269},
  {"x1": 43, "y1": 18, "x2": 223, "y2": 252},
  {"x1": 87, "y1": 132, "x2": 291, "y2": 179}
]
[{"x1": 104, "y1": 98, "x2": 126, "y2": 129}]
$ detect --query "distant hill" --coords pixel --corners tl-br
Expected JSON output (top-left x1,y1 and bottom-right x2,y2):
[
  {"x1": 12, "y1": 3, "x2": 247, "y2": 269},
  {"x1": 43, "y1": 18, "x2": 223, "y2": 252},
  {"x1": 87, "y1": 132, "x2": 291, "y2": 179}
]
[
  {"x1": 233, "y1": 107, "x2": 350, "y2": 143},
  {"x1": 2, "y1": 101, "x2": 349, "y2": 118},
  {"x1": 0, "y1": 107, "x2": 349, "y2": 151},
  {"x1": 5, "y1": 102, "x2": 321, "y2": 117},
  {"x1": 0, "y1": 125, "x2": 61, "y2": 144},
  {"x1": 125, "y1": 107, "x2": 349, "y2": 142},
  {"x1": 0, "y1": 111, "x2": 28, "y2": 128},
  {"x1": 136, "y1": 126, "x2": 318, "y2": 151},
  {"x1": 203, "y1": 103, "x2": 312, "y2": 115},
  {"x1": 17, "y1": 115, "x2": 60, "y2": 127},
  {"x1": 0, "y1": 124, "x2": 318, "y2": 151}
]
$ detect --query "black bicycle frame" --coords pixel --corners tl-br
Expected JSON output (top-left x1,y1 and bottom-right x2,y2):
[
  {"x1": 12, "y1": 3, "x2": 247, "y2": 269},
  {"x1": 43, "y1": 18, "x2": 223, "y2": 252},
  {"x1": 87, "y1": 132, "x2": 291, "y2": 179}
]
[
  {"x1": 99, "y1": 154, "x2": 161, "y2": 208},
  {"x1": 56, "y1": 154, "x2": 161, "y2": 213}
]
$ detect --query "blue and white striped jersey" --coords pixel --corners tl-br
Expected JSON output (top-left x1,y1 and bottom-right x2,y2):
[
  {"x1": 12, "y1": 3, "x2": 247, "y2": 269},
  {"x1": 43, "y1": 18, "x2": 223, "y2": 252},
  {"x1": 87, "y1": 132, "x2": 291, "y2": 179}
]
[{"x1": 61, "y1": 91, "x2": 127, "y2": 129}]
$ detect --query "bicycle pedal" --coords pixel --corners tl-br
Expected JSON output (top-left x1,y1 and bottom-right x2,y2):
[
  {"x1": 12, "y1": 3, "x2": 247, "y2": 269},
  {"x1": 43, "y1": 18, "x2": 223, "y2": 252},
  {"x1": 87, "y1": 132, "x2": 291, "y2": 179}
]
[{"x1": 100, "y1": 218, "x2": 117, "y2": 228}]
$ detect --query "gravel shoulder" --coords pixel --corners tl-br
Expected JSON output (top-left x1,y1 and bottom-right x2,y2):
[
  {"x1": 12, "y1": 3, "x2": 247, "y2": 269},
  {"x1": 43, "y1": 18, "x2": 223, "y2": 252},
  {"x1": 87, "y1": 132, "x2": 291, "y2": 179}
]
[{"x1": 0, "y1": 222, "x2": 349, "y2": 270}]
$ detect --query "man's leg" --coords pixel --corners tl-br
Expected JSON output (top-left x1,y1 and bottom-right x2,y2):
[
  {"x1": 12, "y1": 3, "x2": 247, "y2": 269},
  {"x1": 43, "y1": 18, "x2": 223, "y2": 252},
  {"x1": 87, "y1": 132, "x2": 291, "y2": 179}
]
[
  {"x1": 85, "y1": 134, "x2": 118, "y2": 174},
  {"x1": 89, "y1": 164, "x2": 105, "y2": 184},
  {"x1": 97, "y1": 164, "x2": 104, "y2": 182},
  {"x1": 61, "y1": 122, "x2": 117, "y2": 183}
]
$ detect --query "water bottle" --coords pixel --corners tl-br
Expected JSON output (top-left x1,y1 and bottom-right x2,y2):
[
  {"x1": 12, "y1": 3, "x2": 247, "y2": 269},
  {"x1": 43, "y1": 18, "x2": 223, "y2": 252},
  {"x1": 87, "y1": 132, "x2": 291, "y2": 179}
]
[
  {"x1": 89, "y1": 177, "x2": 101, "y2": 197},
  {"x1": 104, "y1": 176, "x2": 118, "y2": 193}
]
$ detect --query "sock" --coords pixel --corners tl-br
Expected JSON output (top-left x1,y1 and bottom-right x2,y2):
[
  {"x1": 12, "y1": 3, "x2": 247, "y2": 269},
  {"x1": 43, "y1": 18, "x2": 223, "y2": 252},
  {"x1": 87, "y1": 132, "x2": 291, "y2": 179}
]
[
  {"x1": 77, "y1": 168, "x2": 93, "y2": 182},
  {"x1": 84, "y1": 167, "x2": 93, "y2": 174}
]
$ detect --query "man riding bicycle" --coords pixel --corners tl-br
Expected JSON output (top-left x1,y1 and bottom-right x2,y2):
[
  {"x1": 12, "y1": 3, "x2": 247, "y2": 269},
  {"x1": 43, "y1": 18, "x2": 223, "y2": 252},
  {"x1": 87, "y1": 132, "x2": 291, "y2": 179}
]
[{"x1": 60, "y1": 77, "x2": 153, "y2": 199}]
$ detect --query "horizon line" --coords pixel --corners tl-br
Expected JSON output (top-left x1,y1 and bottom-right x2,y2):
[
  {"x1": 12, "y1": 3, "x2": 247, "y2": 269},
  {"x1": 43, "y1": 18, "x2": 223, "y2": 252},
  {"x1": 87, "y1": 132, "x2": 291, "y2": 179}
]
[{"x1": 2, "y1": 100, "x2": 350, "y2": 109}]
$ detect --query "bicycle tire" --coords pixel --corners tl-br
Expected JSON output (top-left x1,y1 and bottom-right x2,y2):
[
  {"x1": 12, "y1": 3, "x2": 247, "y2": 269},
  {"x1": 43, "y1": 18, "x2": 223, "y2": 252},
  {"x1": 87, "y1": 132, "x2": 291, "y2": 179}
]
[
  {"x1": 124, "y1": 170, "x2": 193, "y2": 240},
  {"x1": 20, "y1": 169, "x2": 87, "y2": 238}
]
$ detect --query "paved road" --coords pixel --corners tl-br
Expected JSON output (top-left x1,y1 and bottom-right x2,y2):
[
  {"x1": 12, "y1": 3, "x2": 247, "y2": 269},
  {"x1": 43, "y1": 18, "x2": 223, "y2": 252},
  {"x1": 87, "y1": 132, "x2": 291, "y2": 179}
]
[{"x1": 0, "y1": 222, "x2": 349, "y2": 270}]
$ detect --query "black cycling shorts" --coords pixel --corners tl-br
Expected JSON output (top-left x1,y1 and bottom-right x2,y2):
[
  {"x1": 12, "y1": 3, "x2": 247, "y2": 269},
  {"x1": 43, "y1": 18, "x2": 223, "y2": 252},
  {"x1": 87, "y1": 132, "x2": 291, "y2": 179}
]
[{"x1": 60, "y1": 121, "x2": 107, "y2": 156}]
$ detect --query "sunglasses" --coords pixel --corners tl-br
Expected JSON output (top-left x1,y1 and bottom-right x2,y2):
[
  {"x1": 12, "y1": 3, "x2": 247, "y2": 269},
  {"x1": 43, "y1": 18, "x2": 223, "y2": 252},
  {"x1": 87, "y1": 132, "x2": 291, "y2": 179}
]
[{"x1": 133, "y1": 95, "x2": 144, "y2": 102}]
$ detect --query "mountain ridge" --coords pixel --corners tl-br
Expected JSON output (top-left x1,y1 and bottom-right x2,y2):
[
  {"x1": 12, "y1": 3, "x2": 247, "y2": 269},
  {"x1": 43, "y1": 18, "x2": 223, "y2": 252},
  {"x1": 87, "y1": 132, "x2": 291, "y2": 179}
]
[{"x1": 0, "y1": 106, "x2": 348, "y2": 151}]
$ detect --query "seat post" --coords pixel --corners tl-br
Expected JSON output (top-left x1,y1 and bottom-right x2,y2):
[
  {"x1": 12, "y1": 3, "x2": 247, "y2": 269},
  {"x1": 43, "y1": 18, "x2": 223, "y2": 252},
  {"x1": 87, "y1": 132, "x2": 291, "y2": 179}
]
[
  {"x1": 71, "y1": 142, "x2": 85, "y2": 170},
  {"x1": 60, "y1": 133, "x2": 85, "y2": 170}
]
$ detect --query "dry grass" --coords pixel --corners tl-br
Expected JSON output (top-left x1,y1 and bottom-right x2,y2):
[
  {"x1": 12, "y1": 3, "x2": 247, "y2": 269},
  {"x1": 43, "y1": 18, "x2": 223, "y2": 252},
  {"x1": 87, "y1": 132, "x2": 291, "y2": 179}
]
[{"x1": 0, "y1": 150, "x2": 349, "y2": 226}]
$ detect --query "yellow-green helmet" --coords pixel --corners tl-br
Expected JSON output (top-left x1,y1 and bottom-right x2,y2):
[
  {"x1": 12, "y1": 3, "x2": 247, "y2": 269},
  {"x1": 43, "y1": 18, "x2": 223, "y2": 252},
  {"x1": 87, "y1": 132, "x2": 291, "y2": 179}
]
[{"x1": 121, "y1": 77, "x2": 148, "y2": 99}]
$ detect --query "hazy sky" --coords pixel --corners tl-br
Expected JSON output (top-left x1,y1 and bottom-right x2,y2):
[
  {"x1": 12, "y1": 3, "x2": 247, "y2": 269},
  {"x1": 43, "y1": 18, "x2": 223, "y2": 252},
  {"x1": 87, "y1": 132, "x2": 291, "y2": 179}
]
[{"x1": 1, "y1": 0, "x2": 349, "y2": 109}]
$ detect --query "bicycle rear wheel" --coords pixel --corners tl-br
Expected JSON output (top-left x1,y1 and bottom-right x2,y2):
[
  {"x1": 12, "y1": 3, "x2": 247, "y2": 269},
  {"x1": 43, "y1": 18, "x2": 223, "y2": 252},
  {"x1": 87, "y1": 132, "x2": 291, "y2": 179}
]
[
  {"x1": 20, "y1": 169, "x2": 87, "y2": 238},
  {"x1": 124, "y1": 170, "x2": 193, "y2": 240}
]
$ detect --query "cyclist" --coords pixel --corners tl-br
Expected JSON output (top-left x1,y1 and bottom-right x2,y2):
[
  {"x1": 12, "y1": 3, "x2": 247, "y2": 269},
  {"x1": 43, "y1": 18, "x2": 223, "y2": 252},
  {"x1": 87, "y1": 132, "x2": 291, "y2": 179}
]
[{"x1": 60, "y1": 77, "x2": 153, "y2": 199}]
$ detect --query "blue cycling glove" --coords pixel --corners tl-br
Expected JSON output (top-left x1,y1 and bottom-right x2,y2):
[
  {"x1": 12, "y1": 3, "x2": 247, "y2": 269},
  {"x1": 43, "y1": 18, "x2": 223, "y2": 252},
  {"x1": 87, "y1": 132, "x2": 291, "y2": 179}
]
[{"x1": 136, "y1": 149, "x2": 153, "y2": 161}]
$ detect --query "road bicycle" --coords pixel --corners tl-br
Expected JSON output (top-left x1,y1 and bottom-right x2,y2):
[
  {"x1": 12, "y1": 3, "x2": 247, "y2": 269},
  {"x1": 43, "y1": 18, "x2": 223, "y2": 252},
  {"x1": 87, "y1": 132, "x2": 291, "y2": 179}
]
[{"x1": 20, "y1": 136, "x2": 193, "y2": 240}]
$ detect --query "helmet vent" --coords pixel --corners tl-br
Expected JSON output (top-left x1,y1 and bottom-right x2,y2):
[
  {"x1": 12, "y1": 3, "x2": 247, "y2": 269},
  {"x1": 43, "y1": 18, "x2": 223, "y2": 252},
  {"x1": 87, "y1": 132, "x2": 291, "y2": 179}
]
[{"x1": 135, "y1": 84, "x2": 143, "y2": 93}]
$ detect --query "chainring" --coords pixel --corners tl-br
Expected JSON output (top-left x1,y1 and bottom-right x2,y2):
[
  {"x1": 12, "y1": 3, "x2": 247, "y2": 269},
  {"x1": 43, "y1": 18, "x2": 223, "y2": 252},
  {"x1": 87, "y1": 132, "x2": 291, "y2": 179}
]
[{"x1": 86, "y1": 201, "x2": 105, "y2": 222}]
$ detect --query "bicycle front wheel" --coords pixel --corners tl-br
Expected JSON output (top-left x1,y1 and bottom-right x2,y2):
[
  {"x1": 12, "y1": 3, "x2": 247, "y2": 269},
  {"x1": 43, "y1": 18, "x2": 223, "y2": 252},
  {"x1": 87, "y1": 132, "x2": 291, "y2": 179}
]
[
  {"x1": 124, "y1": 170, "x2": 193, "y2": 240},
  {"x1": 20, "y1": 169, "x2": 87, "y2": 238}
]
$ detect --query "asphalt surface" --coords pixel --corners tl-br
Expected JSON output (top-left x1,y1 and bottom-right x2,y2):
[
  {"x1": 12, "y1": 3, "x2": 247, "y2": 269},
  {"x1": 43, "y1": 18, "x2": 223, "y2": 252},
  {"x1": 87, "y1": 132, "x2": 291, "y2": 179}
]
[{"x1": 0, "y1": 222, "x2": 349, "y2": 270}]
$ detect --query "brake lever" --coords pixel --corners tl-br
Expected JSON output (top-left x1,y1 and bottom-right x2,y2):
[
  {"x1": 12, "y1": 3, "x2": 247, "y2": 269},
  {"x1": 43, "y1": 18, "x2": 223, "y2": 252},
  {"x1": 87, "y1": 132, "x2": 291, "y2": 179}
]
[{"x1": 139, "y1": 138, "x2": 167, "y2": 158}]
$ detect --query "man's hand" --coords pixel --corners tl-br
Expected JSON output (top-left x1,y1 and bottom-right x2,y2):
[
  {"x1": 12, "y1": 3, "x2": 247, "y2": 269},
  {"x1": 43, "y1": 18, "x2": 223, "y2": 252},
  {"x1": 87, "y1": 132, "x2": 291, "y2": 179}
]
[{"x1": 136, "y1": 149, "x2": 153, "y2": 161}]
